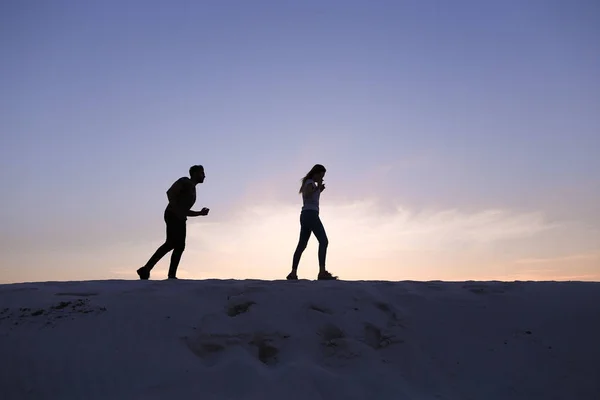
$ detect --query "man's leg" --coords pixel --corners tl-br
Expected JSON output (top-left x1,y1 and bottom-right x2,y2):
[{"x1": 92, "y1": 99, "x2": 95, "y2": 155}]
[
  {"x1": 138, "y1": 212, "x2": 182, "y2": 279},
  {"x1": 138, "y1": 215, "x2": 176, "y2": 279},
  {"x1": 143, "y1": 242, "x2": 174, "y2": 273},
  {"x1": 167, "y1": 218, "x2": 186, "y2": 279}
]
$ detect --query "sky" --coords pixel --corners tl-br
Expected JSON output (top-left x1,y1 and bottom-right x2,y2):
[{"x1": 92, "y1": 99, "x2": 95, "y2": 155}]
[{"x1": 1, "y1": 0, "x2": 599, "y2": 284}]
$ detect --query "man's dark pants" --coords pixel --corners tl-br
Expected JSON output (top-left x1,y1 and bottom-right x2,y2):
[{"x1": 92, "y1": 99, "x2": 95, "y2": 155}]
[{"x1": 143, "y1": 209, "x2": 186, "y2": 278}]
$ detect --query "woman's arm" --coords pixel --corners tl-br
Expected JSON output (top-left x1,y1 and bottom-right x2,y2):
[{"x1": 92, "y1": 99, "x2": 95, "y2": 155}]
[{"x1": 302, "y1": 180, "x2": 317, "y2": 196}]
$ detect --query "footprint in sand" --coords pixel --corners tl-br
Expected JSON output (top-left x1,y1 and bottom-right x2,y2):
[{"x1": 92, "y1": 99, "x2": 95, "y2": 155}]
[
  {"x1": 308, "y1": 304, "x2": 333, "y2": 314},
  {"x1": 363, "y1": 323, "x2": 401, "y2": 349},
  {"x1": 226, "y1": 300, "x2": 256, "y2": 317},
  {"x1": 374, "y1": 301, "x2": 405, "y2": 328},
  {"x1": 183, "y1": 332, "x2": 289, "y2": 367},
  {"x1": 318, "y1": 323, "x2": 345, "y2": 343}
]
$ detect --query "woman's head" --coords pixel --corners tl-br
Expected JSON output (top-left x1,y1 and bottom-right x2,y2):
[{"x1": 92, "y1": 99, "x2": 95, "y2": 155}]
[{"x1": 299, "y1": 164, "x2": 326, "y2": 193}]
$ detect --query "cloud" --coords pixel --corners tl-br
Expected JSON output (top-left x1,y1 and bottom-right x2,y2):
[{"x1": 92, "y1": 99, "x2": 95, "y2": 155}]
[
  {"x1": 507, "y1": 252, "x2": 600, "y2": 281},
  {"x1": 3, "y1": 197, "x2": 594, "y2": 283},
  {"x1": 323, "y1": 200, "x2": 553, "y2": 252},
  {"x1": 181, "y1": 198, "x2": 558, "y2": 280},
  {"x1": 514, "y1": 253, "x2": 599, "y2": 265}
]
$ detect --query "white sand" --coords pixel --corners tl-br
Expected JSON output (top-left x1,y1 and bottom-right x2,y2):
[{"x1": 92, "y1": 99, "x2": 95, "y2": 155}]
[{"x1": 1, "y1": 279, "x2": 599, "y2": 400}]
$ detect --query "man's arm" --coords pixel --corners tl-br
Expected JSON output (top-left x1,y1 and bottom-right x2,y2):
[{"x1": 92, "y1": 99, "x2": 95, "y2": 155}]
[
  {"x1": 166, "y1": 178, "x2": 209, "y2": 217},
  {"x1": 188, "y1": 208, "x2": 209, "y2": 217}
]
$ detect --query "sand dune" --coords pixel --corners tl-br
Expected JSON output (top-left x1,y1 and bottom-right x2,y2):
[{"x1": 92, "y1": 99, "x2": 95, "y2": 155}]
[{"x1": 1, "y1": 279, "x2": 599, "y2": 399}]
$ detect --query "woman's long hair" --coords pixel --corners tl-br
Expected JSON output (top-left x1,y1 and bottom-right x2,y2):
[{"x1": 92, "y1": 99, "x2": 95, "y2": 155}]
[{"x1": 299, "y1": 164, "x2": 326, "y2": 194}]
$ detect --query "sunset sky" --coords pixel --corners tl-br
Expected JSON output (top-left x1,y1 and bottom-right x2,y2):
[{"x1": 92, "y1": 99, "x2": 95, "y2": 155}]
[{"x1": 1, "y1": 0, "x2": 598, "y2": 283}]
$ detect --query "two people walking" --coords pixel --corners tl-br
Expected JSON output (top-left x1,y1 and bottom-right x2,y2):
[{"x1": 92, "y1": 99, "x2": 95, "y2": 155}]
[{"x1": 137, "y1": 164, "x2": 337, "y2": 281}]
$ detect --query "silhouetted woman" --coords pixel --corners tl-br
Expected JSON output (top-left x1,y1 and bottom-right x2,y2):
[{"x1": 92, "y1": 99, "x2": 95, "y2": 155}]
[{"x1": 287, "y1": 164, "x2": 338, "y2": 280}]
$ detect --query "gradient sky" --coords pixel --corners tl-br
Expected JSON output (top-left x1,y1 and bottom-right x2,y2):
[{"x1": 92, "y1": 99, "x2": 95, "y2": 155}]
[{"x1": 1, "y1": 0, "x2": 599, "y2": 284}]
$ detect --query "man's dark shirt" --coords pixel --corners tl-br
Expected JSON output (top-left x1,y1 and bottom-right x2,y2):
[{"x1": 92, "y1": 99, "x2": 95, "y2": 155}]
[{"x1": 165, "y1": 177, "x2": 196, "y2": 220}]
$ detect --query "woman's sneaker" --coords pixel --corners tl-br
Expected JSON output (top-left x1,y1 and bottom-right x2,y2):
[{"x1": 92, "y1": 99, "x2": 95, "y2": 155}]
[
  {"x1": 286, "y1": 271, "x2": 298, "y2": 280},
  {"x1": 317, "y1": 270, "x2": 338, "y2": 280}
]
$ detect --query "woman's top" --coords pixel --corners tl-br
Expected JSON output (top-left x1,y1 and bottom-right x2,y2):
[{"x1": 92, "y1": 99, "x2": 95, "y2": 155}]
[{"x1": 302, "y1": 179, "x2": 320, "y2": 212}]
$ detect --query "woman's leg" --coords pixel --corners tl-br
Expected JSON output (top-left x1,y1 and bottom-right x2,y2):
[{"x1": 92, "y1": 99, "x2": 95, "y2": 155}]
[
  {"x1": 311, "y1": 215, "x2": 329, "y2": 273},
  {"x1": 291, "y1": 213, "x2": 312, "y2": 272}
]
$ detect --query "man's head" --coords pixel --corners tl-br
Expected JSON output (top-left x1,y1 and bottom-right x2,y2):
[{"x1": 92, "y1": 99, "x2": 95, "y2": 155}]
[{"x1": 189, "y1": 165, "x2": 205, "y2": 184}]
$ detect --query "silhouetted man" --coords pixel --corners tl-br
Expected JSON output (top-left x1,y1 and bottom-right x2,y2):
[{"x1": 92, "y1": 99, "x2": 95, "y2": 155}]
[{"x1": 137, "y1": 165, "x2": 209, "y2": 280}]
